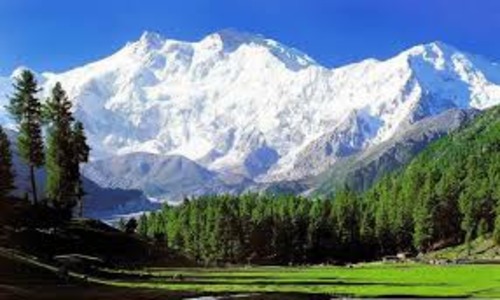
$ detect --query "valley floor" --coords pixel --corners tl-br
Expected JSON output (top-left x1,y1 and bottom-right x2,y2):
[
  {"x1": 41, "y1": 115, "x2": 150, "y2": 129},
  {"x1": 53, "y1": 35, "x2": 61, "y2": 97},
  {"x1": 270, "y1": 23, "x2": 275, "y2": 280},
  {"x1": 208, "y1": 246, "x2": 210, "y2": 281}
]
[
  {"x1": 98, "y1": 264, "x2": 500, "y2": 298},
  {"x1": 2, "y1": 247, "x2": 500, "y2": 299}
]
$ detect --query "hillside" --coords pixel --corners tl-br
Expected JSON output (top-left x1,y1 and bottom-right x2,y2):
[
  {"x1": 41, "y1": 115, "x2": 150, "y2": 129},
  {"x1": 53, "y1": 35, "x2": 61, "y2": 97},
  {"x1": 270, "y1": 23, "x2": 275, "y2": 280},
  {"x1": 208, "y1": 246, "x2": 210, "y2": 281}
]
[
  {"x1": 0, "y1": 245, "x2": 198, "y2": 300},
  {"x1": 424, "y1": 236, "x2": 500, "y2": 261},
  {"x1": 0, "y1": 197, "x2": 191, "y2": 268},
  {"x1": 358, "y1": 103, "x2": 500, "y2": 253}
]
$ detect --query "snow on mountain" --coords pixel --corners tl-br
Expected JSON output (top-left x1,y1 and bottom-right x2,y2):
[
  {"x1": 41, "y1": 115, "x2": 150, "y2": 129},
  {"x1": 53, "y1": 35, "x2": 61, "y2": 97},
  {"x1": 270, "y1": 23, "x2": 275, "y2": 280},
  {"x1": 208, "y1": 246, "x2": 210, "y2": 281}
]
[{"x1": 1, "y1": 31, "x2": 500, "y2": 185}]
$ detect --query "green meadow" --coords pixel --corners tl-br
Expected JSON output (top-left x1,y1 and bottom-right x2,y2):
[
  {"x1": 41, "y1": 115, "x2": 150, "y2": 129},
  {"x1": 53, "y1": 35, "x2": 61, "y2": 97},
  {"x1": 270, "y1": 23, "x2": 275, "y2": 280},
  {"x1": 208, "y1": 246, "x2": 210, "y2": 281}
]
[{"x1": 98, "y1": 263, "x2": 500, "y2": 298}]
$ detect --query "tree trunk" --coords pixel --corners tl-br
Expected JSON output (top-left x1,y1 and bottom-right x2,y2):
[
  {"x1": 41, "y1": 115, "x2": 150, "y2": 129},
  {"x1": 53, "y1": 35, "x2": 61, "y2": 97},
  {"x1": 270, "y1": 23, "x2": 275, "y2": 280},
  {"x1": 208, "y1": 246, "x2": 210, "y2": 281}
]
[
  {"x1": 79, "y1": 196, "x2": 83, "y2": 218},
  {"x1": 78, "y1": 176, "x2": 83, "y2": 218},
  {"x1": 29, "y1": 164, "x2": 38, "y2": 204}
]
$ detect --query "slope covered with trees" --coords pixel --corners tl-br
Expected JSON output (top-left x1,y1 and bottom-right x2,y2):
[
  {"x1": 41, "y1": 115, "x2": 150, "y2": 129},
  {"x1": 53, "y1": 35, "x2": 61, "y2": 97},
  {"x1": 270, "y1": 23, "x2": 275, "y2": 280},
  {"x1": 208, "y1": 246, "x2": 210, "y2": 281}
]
[
  {"x1": 138, "y1": 105, "x2": 500, "y2": 264},
  {"x1": 363, "y1": 103, "x2": 500, "y2": 254}
]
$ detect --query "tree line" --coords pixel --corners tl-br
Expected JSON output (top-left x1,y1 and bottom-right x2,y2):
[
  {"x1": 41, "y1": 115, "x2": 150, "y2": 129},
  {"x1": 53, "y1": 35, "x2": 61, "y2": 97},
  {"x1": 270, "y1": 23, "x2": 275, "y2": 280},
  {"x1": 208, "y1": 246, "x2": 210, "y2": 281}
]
[
  {"x1": 136, "y1": 105, "x2": 500, "y2": 265},
  {"x1": 0, "y1": 70, "x2": 90, "y2": 217}
]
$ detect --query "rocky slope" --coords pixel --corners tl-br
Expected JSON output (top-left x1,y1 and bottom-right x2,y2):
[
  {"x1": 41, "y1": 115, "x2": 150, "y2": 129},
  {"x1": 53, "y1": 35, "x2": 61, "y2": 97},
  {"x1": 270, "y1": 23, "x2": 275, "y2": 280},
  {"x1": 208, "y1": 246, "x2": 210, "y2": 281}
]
[
  {"x1": 82, "y1": 152, "x2": 250, "y2": 202},
  {"x1": 313, "y1": 108, "x2": 481, "y2": 195}
]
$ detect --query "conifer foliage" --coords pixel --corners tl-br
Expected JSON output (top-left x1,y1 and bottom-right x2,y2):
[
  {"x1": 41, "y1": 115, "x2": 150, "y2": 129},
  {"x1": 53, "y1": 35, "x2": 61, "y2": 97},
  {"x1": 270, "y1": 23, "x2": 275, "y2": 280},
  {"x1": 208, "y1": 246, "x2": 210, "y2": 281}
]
[
  {"x1": 0, "y1": 125, "x2": 15, "y2": 196},
  {"x1": 4, "y1": 71, "x2": 90, "y2": 218},
  {"x1": 44, "y1": 83, "x2": 90, "y2": 215},
  {"x1": 71, "y1": 121, "x2": 90, "y2": 217},
  {"x1": 44, "y1": 82, "x2": 75, "y2": 208},
  {"x1": 7, "y1": 70, "x2": 44, "y2": 204}
]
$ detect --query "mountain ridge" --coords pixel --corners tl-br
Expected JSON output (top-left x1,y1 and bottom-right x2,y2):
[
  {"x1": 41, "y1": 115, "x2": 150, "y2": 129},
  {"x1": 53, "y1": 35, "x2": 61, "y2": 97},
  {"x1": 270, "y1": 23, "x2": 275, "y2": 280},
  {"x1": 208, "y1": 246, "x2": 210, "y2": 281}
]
[{"x1": 1, "y1": 30, "x2": 499, "y2": 202}]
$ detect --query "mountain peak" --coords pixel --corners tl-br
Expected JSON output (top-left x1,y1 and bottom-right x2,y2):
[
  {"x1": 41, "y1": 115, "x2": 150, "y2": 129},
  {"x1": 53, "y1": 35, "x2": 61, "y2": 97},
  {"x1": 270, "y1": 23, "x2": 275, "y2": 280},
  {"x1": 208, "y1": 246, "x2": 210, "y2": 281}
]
[
  {"x1": 393, "y1": 40, "x2": 465, "y2": 73},
  {"x1": 133, "y1": 31, "x2": 165, "y2": 51},
  {"x1": 216, "y1": 28, "x2": 265, "y2": 45},
  {"x1": 198, "y1": 29, "x2": 316, "y2": 70},
  {"x1": 426, "y1": 40, "x2": 453, "y2": 49},
  {"x1": 423, "y1": 41, "x2": 459, "y2": 54},
  {"x1": 402, "y1": 40, "x2": 459, "y2": 58},
  {"x1": 199, "y1": 28, "x2": 264, "y2": 52}
]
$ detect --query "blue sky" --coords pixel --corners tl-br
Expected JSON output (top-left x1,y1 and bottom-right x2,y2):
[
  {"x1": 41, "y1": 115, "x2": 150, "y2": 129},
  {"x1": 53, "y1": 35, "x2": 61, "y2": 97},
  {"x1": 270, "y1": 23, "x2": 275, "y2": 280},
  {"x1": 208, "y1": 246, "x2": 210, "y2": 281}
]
[{"x1": 1, "y1": 0, "x2": 500, "y2": 75}]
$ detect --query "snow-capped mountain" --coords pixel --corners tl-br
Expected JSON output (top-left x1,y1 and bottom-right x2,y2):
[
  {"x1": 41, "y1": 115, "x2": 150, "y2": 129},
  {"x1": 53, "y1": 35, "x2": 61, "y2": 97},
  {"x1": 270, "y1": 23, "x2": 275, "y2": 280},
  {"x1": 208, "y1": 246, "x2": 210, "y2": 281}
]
[{"x1": 1, "y1": 30, "x2": 500, "y2": 189}]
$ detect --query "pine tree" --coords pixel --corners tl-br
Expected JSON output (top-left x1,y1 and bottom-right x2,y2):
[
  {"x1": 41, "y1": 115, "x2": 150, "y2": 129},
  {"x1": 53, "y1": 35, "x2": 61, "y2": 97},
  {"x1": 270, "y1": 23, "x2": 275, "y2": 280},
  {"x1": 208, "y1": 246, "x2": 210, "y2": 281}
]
[
  {"x1": 494, "y1": 202, "x2": 500, "y2": 245},
  {"x1": 138, "y1": 213, "x2": 149, "y2": 236},
  {"x1": 412, "y1": 172, "x2": 437, "y2": 253},
  {"x1": 117, "y1": 217, "x2": 127, "y2": 232},
  {"x1": 459, "y1": 156, "x2": 487, "y2": 254},
  {"x1": 125, "y1": 217, "x2": 138, "y2": 234},
  {"x1": 71, "y1": 121, "x2": 90, "y2": 217},
  {"x1": 44, "y1": 83, "x2": 74, "y2": 208},
  {"x1": 494, "y1": 167, "x2": 500, "y2": 245},
  {"x1": 490, "y1": 153, "x2": 500, "y2": 245},
  {"x1": 0, "y1": 125, "x2": 15, "y2": 197},
  {"x1": 331, "y1": 188, "x2": 360, "y2": 260},
  {"x1": 358, "y1": 193, "x2": 377, "y2": 258},
  {"x1": 6, "y1": 70, "x2": 44, "y2": 204}
]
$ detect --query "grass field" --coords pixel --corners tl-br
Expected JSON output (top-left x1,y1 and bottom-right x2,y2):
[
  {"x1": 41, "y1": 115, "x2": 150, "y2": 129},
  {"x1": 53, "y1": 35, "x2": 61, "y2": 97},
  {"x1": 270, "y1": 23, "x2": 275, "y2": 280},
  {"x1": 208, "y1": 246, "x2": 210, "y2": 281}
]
[
  {"x1": 98, "y1": 263, "x2": 500, "y2": 298},
  {"x1": 3, "y1": 247, "x2": 500, "y2": 298}
]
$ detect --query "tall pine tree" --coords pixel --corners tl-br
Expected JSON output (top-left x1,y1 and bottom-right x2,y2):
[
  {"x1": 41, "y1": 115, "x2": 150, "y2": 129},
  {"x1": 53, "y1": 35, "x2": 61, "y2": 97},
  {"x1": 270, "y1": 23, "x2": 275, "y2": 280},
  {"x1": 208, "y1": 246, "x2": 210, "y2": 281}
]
[
  {"x1": 44, "y1": 82, "x2": 74, "y2": 208},
  {"x1": 71, "y1": 121, "x2": 90, "y2": 217},
  {"x1": 7, "y1": 70, "x2": 44, "y2": 204},
  {"x1": 0, "y1": 125, "x2": 15, "y2": 197}
]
